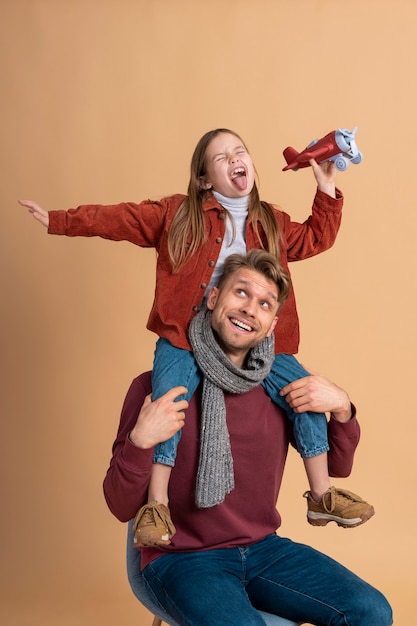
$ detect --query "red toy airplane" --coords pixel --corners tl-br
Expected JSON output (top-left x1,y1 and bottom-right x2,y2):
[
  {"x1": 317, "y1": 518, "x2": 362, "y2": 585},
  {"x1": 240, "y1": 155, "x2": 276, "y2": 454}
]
[{"x1": 282, "y1": 127, "x2": 363, "y2": 172}]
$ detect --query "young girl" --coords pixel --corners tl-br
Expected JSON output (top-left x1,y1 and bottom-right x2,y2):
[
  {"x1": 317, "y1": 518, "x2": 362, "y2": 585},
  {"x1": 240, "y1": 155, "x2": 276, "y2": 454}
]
[{"x1": 19, "y1": 128, "x2": 374, "y2": 546}]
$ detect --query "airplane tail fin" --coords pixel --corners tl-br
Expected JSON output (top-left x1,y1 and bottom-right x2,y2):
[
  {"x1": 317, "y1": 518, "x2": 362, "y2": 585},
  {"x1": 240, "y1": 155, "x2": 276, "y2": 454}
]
[{"x1": 282, "y1": 146, "x2": 299, "y2": 171}]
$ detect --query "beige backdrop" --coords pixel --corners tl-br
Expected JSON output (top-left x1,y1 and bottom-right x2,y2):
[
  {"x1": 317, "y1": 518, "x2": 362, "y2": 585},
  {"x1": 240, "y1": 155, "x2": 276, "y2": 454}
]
[{"x1": 1, "y1": 1, "x2": 416, "y2": 624}]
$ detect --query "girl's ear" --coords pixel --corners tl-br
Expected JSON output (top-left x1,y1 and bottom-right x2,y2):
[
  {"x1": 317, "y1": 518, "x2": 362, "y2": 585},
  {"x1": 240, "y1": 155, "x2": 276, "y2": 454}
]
[{"x1": 199, "y1": 176, "x2": 212, "y2": 190}]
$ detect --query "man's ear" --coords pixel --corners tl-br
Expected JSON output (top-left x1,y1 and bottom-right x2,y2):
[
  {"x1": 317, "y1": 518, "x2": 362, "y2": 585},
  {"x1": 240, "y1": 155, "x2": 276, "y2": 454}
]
[
  {"x1": 199, "y1": 176, "x2": 212, "y2": 190},
  {"x1": 266, "y1": 316, "x2": 278, "y2": 337},
  {"x1": 206, "y1": 286, "x2": 218, "y2": 310}
]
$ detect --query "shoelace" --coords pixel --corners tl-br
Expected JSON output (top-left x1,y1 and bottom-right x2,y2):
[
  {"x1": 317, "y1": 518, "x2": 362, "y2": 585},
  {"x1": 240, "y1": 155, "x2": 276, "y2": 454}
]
[
  {"x1": 132, "y1": 501, "x2": 176, "y2": 537},
  {"x1": 323, "y1": 487, "x2": 365, "y2": 513}
]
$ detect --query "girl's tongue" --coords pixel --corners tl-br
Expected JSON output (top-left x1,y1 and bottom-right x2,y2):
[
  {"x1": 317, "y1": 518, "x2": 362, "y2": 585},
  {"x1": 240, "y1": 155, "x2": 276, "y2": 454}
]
[{"x1": 232, "y1": 172, "x2": 247, "y2": 191}]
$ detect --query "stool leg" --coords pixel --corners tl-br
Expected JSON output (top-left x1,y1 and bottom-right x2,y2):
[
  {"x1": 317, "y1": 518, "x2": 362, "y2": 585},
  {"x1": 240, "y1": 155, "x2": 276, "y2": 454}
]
[{"x1": 152, "y1": 616, "x2": 162, "y2": 626}]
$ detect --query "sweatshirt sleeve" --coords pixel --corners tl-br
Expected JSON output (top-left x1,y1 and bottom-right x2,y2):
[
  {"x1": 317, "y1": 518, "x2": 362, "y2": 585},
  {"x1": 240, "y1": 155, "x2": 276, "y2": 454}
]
[
  {"x1": 279, "y1": 188, "x2": 344, "y2": 262},
  {"x1": 327, "y1": 404, "x2": 360, "y2": 478},
  {"x1": 103, "y1": 373, "x2": 154, "y2": 522}
]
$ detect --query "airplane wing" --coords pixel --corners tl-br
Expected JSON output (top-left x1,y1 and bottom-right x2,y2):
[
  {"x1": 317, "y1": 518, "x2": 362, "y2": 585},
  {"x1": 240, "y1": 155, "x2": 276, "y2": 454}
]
[{"x1": 300, "y1": 145, "x2": 332, "y2": 163}]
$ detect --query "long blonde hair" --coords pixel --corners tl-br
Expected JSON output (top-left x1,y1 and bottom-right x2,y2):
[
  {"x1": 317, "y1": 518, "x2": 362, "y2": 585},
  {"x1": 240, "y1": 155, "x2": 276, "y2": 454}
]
[{"x1": 167, "y1": 129, "x2": 281, "y2": 273}]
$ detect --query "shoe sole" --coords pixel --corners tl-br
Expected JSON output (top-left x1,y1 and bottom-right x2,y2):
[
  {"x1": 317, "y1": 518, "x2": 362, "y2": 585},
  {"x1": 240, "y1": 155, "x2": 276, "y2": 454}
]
[
  {"x1": 133, "y1": 532, "x2": 172, "y2": 547},
  {"x1": 307, "y1": 506, "x2": 375, "y2": 528}
]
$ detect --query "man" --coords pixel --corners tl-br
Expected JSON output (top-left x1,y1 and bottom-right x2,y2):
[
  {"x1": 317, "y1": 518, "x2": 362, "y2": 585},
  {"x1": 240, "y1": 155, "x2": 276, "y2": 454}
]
[{"x1": 103, "y1": 250, "x2": 392, "y2": 625}]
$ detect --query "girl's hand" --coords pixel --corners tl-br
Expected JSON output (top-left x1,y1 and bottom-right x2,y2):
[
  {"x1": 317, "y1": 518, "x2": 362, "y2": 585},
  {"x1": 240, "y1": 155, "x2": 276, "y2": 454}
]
[
  {"x1": 18, "y1": 199, "x2": 49, "y2": 228},
  {"x1": 309, "y1": 158, "x2": 336, "y2": 198}
]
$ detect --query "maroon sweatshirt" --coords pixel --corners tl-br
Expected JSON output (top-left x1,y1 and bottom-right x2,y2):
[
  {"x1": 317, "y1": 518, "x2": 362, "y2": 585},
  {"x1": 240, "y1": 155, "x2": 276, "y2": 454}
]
[{"x1": 103, "y1": 372, "x2": 359, "y2": 570}]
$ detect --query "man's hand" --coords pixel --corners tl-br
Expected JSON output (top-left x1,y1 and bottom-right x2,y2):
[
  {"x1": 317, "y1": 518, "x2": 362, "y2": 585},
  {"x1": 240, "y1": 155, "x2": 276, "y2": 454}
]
[
  {"x1": 18, "y1": 200, "x2": 50, "y2": 228},
  {"x1": 129, "y1": 386, "x2": 189, "y2": 449},
  {"x1": 309, "y1": 158, "x2": 337, "y2": 198},
  {"x1": 280, "y1": 373, "x2": 352, "y2": 423}
]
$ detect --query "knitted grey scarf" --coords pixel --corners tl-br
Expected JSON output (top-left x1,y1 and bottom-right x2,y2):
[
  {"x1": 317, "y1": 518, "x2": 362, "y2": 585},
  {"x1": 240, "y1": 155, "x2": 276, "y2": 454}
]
[{"x1": 189, "y1": 307, "x2": 275, "y2": 508}]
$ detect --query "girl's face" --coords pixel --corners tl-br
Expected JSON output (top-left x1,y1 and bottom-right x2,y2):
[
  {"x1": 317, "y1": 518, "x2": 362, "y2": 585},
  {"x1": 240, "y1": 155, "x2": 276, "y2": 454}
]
[{"x1": 199, "y1": 132, "x2": 255, "y2": 198}]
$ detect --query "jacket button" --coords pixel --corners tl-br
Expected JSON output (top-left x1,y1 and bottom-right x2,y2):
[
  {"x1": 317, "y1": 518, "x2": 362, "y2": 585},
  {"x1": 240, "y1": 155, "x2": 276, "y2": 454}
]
[
  {"x1": 216, "y1": 237, "x2": 222, "y2": 243},
  {"x1": 208, "y1": 260, "x2": 215, "y2": 267},
  {"x1": 192, "y1": 305, "x2": 199, "y2": 312},
  {"x1": 201, "y1": 283, "x2": 207, "y2": 289},
  {"x1": 218, "y1": 213, "x2": 225, "y2": 220}
]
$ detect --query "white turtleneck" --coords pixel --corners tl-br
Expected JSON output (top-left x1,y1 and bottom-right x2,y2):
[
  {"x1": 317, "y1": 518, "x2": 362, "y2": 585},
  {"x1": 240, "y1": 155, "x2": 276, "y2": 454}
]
[{"x1": 203, "y1": 191, "x2": 249, "y2": 301}]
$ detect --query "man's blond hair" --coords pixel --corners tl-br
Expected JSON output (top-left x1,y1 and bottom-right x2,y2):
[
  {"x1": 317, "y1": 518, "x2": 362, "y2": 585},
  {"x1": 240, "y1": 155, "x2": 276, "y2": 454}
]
[{"x1": 218, "y1": 249, "x2": 291, "y2": 309}]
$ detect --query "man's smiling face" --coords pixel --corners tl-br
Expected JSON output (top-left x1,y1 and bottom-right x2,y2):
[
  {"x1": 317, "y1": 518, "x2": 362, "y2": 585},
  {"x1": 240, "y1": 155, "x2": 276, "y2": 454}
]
[
  {"x1": 206, "y1": 267, "x2": 279, "y2": 368},
  {"x1": 199, "y1": 132, "x2": 256, "y2": 198}
]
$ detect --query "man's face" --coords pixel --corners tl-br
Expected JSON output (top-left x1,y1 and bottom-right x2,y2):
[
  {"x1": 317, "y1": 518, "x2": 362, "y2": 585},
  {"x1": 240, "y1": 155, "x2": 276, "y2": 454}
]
[
  {"x1": 199, "y1": 132, "x2": 256, "y2": 198},
  {"x1": 206, "y1": 267, "x2": 279, "y2": 367}
]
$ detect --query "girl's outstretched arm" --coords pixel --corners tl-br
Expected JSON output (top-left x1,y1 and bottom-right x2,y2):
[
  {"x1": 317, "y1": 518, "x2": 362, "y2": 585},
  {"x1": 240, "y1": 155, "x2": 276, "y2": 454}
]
[{"x1": 18, "y1": 199, "x2": 49, "y2": 228}]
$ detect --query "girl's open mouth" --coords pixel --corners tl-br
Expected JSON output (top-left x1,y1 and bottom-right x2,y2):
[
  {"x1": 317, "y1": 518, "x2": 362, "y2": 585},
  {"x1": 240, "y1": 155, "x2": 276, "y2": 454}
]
[{"x1": 230, "y1": 167, "x2": 247, "y2": 190}]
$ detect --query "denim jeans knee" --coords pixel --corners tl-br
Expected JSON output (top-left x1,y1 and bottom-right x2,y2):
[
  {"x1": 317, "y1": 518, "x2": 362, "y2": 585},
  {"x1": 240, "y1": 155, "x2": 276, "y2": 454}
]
[{"x1": 261, "y1": 353, "x2": 329, "y2": 458}]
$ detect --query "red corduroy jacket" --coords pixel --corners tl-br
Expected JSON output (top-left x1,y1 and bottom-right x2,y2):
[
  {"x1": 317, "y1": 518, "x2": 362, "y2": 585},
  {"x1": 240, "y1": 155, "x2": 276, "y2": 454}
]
[{"x1": 48, "y1": 188, "x2": 343, "y2": 353}]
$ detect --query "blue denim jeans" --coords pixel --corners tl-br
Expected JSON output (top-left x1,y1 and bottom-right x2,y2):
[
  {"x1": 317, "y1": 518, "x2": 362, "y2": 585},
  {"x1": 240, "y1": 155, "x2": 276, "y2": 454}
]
[
  {"x1": 152, "y1": 339, "x2": 329, "y2": 466},
  {"x1": 142, "y1": 533, "x2": 392, "y2": 626}
]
